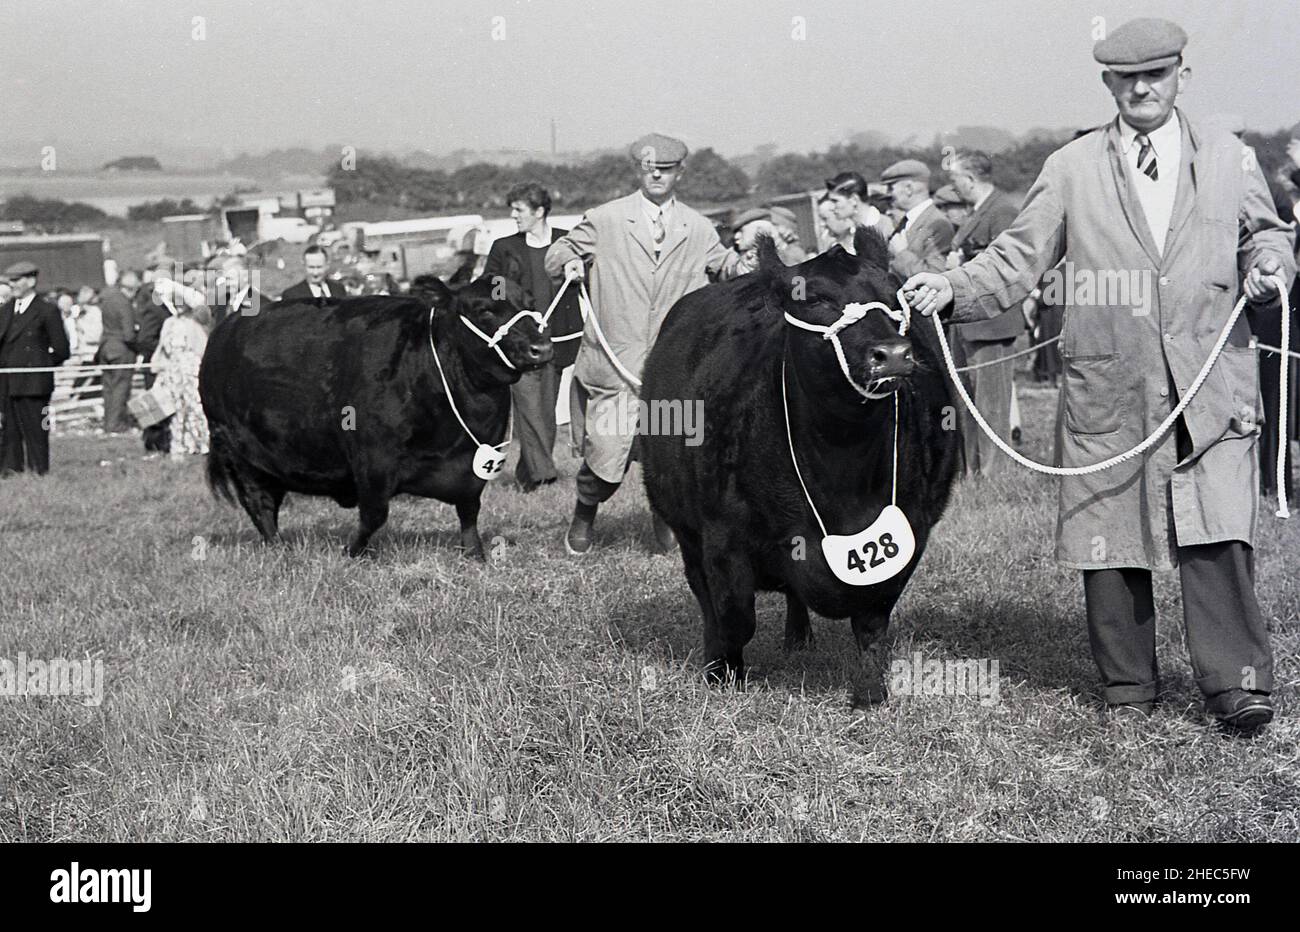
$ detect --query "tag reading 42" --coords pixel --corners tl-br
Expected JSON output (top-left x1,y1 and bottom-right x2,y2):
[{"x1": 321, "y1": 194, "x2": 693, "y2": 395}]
[
  {"x1": 473, "y1": 442, "x2": 509, "y2": 481},
  {"x1": 820, "y1": 504, "x2": 916, "y2": 586}
]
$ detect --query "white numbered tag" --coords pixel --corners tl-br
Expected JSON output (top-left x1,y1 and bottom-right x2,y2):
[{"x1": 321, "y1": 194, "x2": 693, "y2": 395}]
[
  {"x1": 820, "y1": 504, "x2": 916, "y2": 586},
  {"x1": 473, "y1": 442, "x2": 509, "y2": 481}
]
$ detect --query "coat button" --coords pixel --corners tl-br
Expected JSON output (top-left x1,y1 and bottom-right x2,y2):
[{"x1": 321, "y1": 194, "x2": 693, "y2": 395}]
[
  {"x1": 1164, "y1": 333, "x2": 1173, "y2": 343},
  {"x1": 1159, "y1": 387, "x2": 1169, "y2": 398},
  {"x1": 1159, "y1": 276, "x2": 1170, "y2": 286}
]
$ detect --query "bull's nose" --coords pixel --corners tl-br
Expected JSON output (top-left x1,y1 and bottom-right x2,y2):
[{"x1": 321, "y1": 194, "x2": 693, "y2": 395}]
[
  {"x1": 526, "y1": 341, "x2": 554, "y2": 364},
  {"x1": 869, "y1": 344, "x2": 914, "y2": 378}
]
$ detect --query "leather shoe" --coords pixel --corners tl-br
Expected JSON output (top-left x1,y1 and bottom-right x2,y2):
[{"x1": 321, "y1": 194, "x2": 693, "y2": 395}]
[
  {"x1": 1205, "y1": 689, "x2": 1273, "y2": 732},
  {"x1": 565, "y1": 502, "x2": 597, "y2": 555},
  {"x1": 650, "y1": 512, "x2": 678, "y2": 553}
]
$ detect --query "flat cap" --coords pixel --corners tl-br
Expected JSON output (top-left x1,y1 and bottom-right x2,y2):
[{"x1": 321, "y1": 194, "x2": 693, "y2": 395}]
[
  {"x1": 768, "y1": 205, "x2": 799, "y2": 229},
  {"x1": 932, "y1": 185, "x2": 964, "y2": 208},
  {"x1": 1093, "y1": 18, "x2": 1187, "y2": 73},
  {"x1": 629, "y1": 132, "x2": 688, "y2": 168},
  {"x1": 731, "y1": 207, "x2": 771, "y2": 231},
  {"x1": 880, "y1": 159, "x2": 931, "y2": 184},
  {"x1": 3, "y1": 260, "x2": 38, "y2": 278}
]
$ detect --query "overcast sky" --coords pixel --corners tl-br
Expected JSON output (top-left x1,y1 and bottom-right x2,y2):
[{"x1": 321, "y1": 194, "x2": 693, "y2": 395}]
[{"x1": 1, "y1": 0, "x2": 1295, "y2": 159}]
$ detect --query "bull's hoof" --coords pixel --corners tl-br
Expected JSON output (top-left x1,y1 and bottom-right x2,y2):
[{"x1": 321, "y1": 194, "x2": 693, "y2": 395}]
[
  {"x1": 460, "y1": 544, "x2": 487, "y2": 562},
  {"x1": 703, "y1": 659, "x2": 746, "y2": 690},
  {"x1": 850, "y1": 676, "x2": 888, "y2": 709}
]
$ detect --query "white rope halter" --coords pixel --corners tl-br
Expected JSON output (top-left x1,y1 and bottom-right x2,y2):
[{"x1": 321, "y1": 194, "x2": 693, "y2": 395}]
[
  {"x1": 782, "y1": 288, "x2": 913, "y2": 401},
  {"x1": 429, "y1": 308, "x2": 511, "y2": 450},
  {"x1": 456, "y1": 277, "x2": 580, "y2": 369}
]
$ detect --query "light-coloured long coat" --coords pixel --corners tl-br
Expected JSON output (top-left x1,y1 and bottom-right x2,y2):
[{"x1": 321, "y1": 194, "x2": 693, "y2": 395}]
[
  {"x1": 945, "y1": 111, "x2": 1296, "y2": 570},
  {"x1": 545, "y1": 192, "x2": 731, "y2": 482}
]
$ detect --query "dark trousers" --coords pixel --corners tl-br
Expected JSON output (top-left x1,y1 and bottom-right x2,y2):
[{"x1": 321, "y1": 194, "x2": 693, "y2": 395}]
[
  {"x1": 100, "y1": 362, "x2": 134, "y2": 433},
  {"x1": 1083, "y1": 541, "x2": 1273, "y2": 704},
  {"x1": 510, "y1": 362, "x2": 559, "y2": 487},
  {"x1": 1253, "y1": 283, "x2": 1298, "y2": 499},
  {"x1": 1033, "y1": 304, "x2": 1064, "y2": 384},
  {"x1": 576, "y1": 459, "x2": 625, "y2": 506},
  {"x1": 0, "y1": 394, "x2": 51, "y2": 475},
  {"x1": 953, "y1": 336, "x2": 1015, "y2": 476},
  {"x1": 140, "y1": 368, "x2": 171, "y2": 453}
]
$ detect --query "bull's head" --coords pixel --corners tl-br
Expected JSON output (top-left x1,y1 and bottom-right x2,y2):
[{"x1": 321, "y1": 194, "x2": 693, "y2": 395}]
[
  {"x1": 418, "y1": 274, "x2": 554, "y2": 378},
  {"x1": 763, "y1": 226, "x2": 915, "y2": 411}
]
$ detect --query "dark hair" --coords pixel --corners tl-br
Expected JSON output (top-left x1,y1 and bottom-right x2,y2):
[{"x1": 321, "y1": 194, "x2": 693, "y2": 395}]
[
  {"x1": 952, "y1": 150, "x2": 993, "y2": 181},
  {"x1": 505, "y1": 181, "x2": 551, "y2": 217},
  {"x1": 303, "y1": 244, "x2": 328, "y2": 260},
  {"x1": 825, "y1": 171, "x2": 869, "y2": 199}
]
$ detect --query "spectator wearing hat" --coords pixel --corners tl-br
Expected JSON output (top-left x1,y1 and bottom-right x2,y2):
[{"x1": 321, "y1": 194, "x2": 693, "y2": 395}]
[
  {"x1": 824, "y1": 171, "x2": 894, "y2": 242},
  {"x1": 483, "y1": 181, "x2": 584, "y2": 492},
  {"x1": 0, "y1": 261, "x2": 71, "y2": 475},
  {"x1": 944, "y1": 149, "x2": 1028, "y2": 476},
  {"x1": 97, "y1": 270, "x2": 140, "y2": 433},
  {"x1": 932, "y1": 185, "x2": 969, "y2": 237},
  {"x1": 135, "y1": 259, "x2": 204, "y2": 453},
  {"x1": 881, "y1": 159, "x2": 954, "y2": 280},
  {"x1": 816, "y1": 194, "x2": 856, "y2": 254},
  {"x1": 904, "y1": 17, "x2": 1296, "y2": 731},
  {"x1": 767, "y1": 206, "x2": 809, "y2": 264},
  {"x1": 546, "y1": 132, "x2": 737, "y2": 554},
  {"x1": 729, "y1": 207, "x2": 773, "y2": 274}
]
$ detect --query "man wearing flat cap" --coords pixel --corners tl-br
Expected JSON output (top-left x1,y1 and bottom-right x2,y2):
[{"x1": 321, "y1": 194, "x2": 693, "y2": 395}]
[
  {"x1": 904, "y1": 18, "x2": 1296, "y2": 732},
  {"x1": 0, "y1": 261, "x2": 71, "y2": 475},
  {"x1": 546, "y1": 132, "x2": 736, "y2": 554},
  {"x1": 881, "y1": 158, "x2": 953, "y2": 281}
]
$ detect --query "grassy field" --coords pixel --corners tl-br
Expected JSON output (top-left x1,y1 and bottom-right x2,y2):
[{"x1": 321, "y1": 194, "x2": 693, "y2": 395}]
[{"x1": 1, "y1": 384, "x2": 1297, "y2": 842}]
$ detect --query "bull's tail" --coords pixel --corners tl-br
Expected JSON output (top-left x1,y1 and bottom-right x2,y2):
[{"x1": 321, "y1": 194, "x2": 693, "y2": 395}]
[{"x1": 205, "y1": 427, "x2": 238, "y2": 505}]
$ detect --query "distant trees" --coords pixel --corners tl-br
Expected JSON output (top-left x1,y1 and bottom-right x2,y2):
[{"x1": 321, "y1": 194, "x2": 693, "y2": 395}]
[
  {"x1": 103, "y1": 156, "x2": 162, "y2": 171},
  {"x1": 127, "y1": 198, "x2": 206, "y2": 221},
  {"x1": 0, "y1": 195, "x2": 107, "y2": 232}
]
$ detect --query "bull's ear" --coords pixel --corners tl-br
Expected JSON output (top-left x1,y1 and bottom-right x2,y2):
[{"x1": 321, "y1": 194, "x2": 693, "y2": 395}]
[
  {"x1": 412, "y1": 275, "x2": 454, "y2": 310},
  {"x1": 755, "y1": 232, "x2": 782, "y2": 274},
  {"x1": 853, "y1": 225, "x2": 891, "y2": 272}
]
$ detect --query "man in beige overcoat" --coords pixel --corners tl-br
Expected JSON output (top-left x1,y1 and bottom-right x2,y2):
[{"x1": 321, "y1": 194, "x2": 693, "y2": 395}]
[
  {"x1": 904, "y1": 18, "x2": 1296, "y2": 732},
  {"x1": 545, "y1": 133, "x2": 735, "y2": 554}
]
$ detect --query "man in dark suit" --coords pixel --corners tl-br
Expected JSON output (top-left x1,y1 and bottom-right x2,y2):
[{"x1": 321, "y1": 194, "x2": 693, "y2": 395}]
[
  {"x1": 280, "y1": 245, "x2": 341, "y2": 303},
  {"x1": 96, "y1": 269, "x2": 141, "y2": 433},
  {"x1": 946, "y1": 150, "x2": 1028, "y2": 476},
  {"x1": 882, "y1": 159, "x2": 954, "y2": 279},
  {"x1": 0, "y1": 261, "x2": 71, "y2": 475},
  {"x1": 483, "y1": 182, "x2": 583, "y2": 491},
  {"x1": 209, "y1": 255, "x2": 271, "y2": 326}
]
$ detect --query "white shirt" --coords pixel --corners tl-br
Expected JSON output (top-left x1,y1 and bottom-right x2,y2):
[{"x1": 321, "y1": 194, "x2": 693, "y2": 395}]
[
  {"x1": 640, "y1": 193, "x2": 675, "y2": 239},
  {"x1": 1118, "y1": 112, "x2": 1181, "y2": 255},
  {"x1": 902, "y1": 198, "x2": 934, "y2": 228},
  {"x1": 311, "y1": 281, "x2": 332, "y2": 298},
  {"x1": 13, "y1": 294, "x2": 33, "y2": 315},
  {"x1": 524, "y1": 221, "x2": 552, "y2": 249}
]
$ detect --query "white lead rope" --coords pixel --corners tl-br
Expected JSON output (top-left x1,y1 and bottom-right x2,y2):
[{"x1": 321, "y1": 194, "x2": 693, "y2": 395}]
[
  {"x1": 931, "y1": 276, "x2": 1291, "y2": 518},
  {"x1": 780, "y1": 357, "x2": 900, "y2": 536},
  {"x1": 574, "y1": 281, "x2": 643, "y2": 390},
  {"x1": 428, "y1": 308, "x2": 511, "y2": 449}
]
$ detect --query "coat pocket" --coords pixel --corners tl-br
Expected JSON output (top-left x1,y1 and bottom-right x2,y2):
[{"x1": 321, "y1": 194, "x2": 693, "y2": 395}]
[{"x1": 1063, "y1": 354, "x2": 1124, "y2": 435}]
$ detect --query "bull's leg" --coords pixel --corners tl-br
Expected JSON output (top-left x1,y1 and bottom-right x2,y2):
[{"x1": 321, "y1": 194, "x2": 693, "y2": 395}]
[
  {"x1": 849, "y1": 611, "x2": 893, "y2": 708},
  {"x1": 346, "y1": 495, "x2": 390, "y2": 557},
  {"x1": 700, "y1": 530, "x2": 757, "y2": 688},
  {"x1": 455, "y1": 499, "x2": 485, "y2": 561},
  {"x1": 784, "y1": 593, "x2": 814, "y2": 651}
]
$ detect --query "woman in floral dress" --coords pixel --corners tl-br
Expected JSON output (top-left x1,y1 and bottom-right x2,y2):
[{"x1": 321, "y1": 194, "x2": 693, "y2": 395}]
[{"x1": 151, "y1": 304, "x2": 212, "y2": 459}]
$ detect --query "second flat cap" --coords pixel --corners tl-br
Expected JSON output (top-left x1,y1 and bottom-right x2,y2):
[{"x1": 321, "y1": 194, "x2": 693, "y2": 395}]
[
  {"x1": 1093, "y1": 18, "x2": 1187, "y2": 73},
  {"x1": 629, "y1": 133, "x2": 689, "y2": 167},
  {"x1": 3, "y1": 260, "x2": 38, "y2": 277},
  {"x1": 880, "y1": 159, "x2": 932, "y2": 184}
]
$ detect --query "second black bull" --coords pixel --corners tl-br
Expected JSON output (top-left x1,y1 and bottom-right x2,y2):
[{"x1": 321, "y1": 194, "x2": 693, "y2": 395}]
[
  {"x1": 640, "y1": 228, "x2": 962, "y2": 705},
  {"x1": 199, "y1": 276, "x2": 552, "y2": 557}
]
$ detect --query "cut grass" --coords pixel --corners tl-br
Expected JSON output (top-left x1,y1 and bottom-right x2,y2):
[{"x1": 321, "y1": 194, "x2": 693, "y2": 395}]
[{"x1": 0, "y1": 385, "x2": 1296, "y2": 841}]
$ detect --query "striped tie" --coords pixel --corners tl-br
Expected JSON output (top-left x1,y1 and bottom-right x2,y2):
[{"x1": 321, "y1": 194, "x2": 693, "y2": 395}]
[
  {"x1": 652, "y1": 208, "x2": 665, "y2": 244},
  {"x1": 1135, "y1": 134, "x2": 1158, "y2": 181}
]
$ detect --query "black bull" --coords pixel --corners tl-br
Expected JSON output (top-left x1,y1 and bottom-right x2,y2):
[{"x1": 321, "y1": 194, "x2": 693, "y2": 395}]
[
  {"x1": 198, "y1": 276, "x2": 552, "y2": 557},
  {"x1": 640, "y1": 229, "x2": 961, "y2": 705}
]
